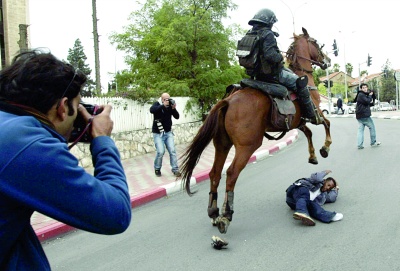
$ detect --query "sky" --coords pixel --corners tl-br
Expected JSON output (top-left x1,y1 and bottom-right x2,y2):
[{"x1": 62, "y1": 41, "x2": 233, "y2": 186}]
[{"x1": 28, "y1": 0, "x2": 399, "y2": 91}]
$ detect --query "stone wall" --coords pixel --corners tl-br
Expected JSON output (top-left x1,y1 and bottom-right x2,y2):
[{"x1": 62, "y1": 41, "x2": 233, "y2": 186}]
[{"x1": 70, "y1": 121, "x2": 202, "y2": 168}]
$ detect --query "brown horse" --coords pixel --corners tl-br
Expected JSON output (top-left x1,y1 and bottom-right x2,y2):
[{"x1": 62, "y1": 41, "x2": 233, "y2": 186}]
[{"x1": 180, "y1": 28, "x2": 330, "y2": 234}]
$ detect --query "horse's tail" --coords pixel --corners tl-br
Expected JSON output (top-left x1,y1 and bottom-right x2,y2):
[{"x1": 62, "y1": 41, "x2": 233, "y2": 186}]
[{"x1": 180, "y1": 100, "x2": 229, "y2": 195}]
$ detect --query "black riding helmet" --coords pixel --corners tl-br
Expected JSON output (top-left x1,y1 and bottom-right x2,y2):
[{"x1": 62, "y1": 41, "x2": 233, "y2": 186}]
[{"x1": 248, "y1": 8, "x2": 278, "y2": 27}]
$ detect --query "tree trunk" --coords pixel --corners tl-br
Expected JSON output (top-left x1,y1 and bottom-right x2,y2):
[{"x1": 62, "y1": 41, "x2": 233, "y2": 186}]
[{"x1": 92, "y1": 0, "x2": 101, "y2": 95}]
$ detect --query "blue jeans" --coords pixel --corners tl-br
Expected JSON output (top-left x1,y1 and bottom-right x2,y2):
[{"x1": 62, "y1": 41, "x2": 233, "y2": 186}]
[
  {"x1": 286, "y1": 186, "x2": 335, "y2": 223},
  {"x1": 153, "y1": 132, "x2": 179, "y2": 172},
  {"x1": 278, "y1": 68, "x2": 298, "y2": 90},
  {"x1": 357, "y1": 117, "x2": 377, "y2": 147}
]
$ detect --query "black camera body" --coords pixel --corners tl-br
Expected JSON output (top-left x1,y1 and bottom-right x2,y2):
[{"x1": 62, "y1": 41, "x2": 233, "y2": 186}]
[
  {"x1": 68, "y1": 102, "x2": 102, "y2": 143},
  {"x1": 168, "y1": 98, "x2": 175, "y2": 106}
]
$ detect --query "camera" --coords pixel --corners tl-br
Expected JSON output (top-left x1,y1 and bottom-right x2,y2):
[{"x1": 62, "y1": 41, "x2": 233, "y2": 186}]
[
  {"x1": 68, "y1": 102, "x2": 102, "y2": 143},
  {"x1": 168, "y1": 98, "x2": 175, "y2": 106}
]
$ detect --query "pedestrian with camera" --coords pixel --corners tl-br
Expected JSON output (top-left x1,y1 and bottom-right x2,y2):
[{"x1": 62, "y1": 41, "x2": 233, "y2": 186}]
[
  {"x1": 355, "y1": 83, "x2": 381, "y2": 149},
  {"x1": 0, "y1": 49, "x2": 131, "y2": 270},
  {"x1": 285, "y1": 170, "x2": 343, "y2": 226},
  {"x1": 150, "y1": 93, "x2": 181, "y2": 177}
]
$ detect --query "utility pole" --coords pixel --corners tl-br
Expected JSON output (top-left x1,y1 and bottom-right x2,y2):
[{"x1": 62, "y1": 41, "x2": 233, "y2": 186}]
[
  {"x1": 325, "y1": 56, "x2": 332, "y2": 114},
  {"x1": 92, "y1": 0, "x2": 101, "y2": 95},
  {"x1": 280, "y1": 1, "x2": 307, "y2": 33}
]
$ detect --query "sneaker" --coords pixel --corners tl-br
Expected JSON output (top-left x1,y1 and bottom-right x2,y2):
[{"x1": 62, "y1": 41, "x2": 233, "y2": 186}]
[
  {"x1": 331, "y1": 213, "x2": 343, "y2": 222},
  {"x1": 155, "y1": 169, "x2": 161, "y2": 177},
  {"x1": 293, "y1": 212, "x2": 316, "y2": 226},
  {"x1": 358, "y1": 146, "x2": 364, "y2": 150},
  {"x1": 371, "y1": 142, "x2": 381, "y2": 147},
  {"x1": 173, "y1": 171, "x2": 181, "y2": 177}
]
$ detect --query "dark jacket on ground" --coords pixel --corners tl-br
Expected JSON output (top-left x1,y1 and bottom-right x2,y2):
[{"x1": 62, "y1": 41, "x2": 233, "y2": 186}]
[
  {"x1": 356, "y1": 91, "x2": 373, "y2": 119},
  {"x1": 150, "y1": 101, "x2": 180, "y2": 133}
]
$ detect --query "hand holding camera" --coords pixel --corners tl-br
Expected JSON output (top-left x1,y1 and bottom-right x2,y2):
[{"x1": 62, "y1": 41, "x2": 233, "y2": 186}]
[
  {"x1": 69, "y1": 103, "x2": 113, "y2": 144},
  {"x1": 162, "y1": 98, "x2": 176, "y2": 108},
  {"x1": 85, "y1": 104, "x2": 114, "y2": 138}
]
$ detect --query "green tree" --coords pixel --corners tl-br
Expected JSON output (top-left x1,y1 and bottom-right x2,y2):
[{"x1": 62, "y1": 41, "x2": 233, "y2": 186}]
[
  {"x1": 312, "y1": 67, "x2": 325, "y2": 86},
  {"x1": 380, "y1": 60, "x2": 396, "y2": 102},
  {"x1": 330, "y1": 63, "x2": 340, "y2": 73},
  {"x1": 345, "y1": 63, "x2": 353, "y2": 76},
  {"x1": 360, "y1": 70, "x2": 368, "y2": 77},
  {"x1": 67, "y1": 39, "x2": 96, "y2": 97},
  {"x1": 109, "y1": 0, "x2": 242, "y2": 115}
]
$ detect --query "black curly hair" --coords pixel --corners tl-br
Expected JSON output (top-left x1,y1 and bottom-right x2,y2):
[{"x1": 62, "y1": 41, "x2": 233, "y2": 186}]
[{"x1": 0, "y1": 49, "x2": 87, "y2": 115}]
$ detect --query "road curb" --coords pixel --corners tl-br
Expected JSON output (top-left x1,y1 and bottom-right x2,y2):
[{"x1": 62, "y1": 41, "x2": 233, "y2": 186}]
[{"x1": 328, "y1": 114, "x2": 400, "y2": 120}]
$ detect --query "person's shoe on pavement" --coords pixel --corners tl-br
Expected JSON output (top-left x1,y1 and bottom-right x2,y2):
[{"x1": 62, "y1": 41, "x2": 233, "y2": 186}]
[
  {"x1": 173, "y1": 171, "x2": 181, "y2": 177},
  {"x1": 155, "y1": 169, "x2": 161, "y2": 177},
  {"x1": 293, "y1": 212, "x2": 316, "y2": 226},
  {"x1": 331, "y1": 213, "x2": 343, "y2": 222},
  {"x1": 371, "y1": 142, "x2": 381, "y2": 147}
]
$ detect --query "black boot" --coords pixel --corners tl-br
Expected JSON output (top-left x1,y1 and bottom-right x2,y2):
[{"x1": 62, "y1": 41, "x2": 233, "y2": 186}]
[{"x1": 296, "y1": 77, "x2": 318, "y2": 124}]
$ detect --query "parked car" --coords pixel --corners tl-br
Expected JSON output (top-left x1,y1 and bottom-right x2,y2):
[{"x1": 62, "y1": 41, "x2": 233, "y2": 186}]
[
  {"x1": 319, "y1": 103, "x2": 337, "y2": 115},
  {"x1": 348, "y1": 102, "x2": 356, "y2": 114},
  {"x1": 379, "y1": 102, "x2": 393, "y2": 111}
]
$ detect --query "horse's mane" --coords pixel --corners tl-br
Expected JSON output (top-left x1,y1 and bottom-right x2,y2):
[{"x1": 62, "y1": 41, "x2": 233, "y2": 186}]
[{"x1": 285, "y1": 33, "x2": 304, "y2": 67}]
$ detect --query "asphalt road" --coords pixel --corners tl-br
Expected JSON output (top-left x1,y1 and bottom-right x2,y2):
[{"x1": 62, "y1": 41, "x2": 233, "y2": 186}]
[{"x1": 42, "y1": 117, "x2": 400, "y2": 271}]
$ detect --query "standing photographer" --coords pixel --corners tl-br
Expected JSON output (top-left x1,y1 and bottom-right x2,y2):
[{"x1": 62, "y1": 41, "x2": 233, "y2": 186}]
[
  {"x1": 355, "y1": 83, "x2": 381, "y2": 149},
  {"x1": 150, "y1": 93, "x2": 181, "y2": 177},
  {"x1": 0, "y1": 50, "x2": 131, "y2": 270}
]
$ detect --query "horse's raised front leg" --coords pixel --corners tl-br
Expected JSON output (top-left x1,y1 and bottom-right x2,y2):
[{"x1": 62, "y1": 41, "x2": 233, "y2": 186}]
[
  {"x1": 298, "y1": 125, "x2": 318, "y2": 164},
  {"x1": 216, "y1": 145, "x2": 258, "y2": 234},
  {"x1": 319, "y1": 115, "x2": 332, "y2": 158},
  {"x1": 309, "y1": 89, "x2": 332, "y2": 159}
]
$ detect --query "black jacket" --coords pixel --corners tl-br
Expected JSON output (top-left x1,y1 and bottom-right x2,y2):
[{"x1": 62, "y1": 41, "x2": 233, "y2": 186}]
[
  {"x1": 355, "y1": 91, "x2": 373, "y2": 119},
  {"x1": 150, "y1": 101, "x2": 180, "y2": 133},
  {"x1": 252, "y1": 24, "x2": 283, "y2": 79},
  {"x1": 337, "y1": 98, "x2": 343, "y2": 108}
]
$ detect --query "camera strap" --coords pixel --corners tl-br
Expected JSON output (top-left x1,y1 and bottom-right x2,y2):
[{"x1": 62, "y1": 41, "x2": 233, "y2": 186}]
[{"x1": 68, "y1": 105, "x2": 100, "y2": 149}]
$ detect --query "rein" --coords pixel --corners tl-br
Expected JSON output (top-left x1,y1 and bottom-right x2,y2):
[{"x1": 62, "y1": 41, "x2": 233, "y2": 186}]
[{"x1": 284, "y1": 38, "x2": 326, "y2": 74}]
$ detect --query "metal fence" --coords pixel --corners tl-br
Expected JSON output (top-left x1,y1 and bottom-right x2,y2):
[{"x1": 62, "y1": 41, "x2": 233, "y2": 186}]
[{"x1": 80, "y1": 97, "x2": 200, "y2": 133}]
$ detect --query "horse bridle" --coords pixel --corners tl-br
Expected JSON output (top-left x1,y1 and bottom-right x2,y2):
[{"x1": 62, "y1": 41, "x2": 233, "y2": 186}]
[{"x1": 285, "y1": 37, "x2": 327, "y2": 74}]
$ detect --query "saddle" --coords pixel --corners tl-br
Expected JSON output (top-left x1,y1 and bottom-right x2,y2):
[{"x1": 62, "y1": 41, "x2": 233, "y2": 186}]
[{"x1": 239, "y1": 78, "x2": 296, "y2": 131}]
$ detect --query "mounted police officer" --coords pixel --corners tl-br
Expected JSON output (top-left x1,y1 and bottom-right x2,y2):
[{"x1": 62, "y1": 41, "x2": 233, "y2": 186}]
[{"x1": 246, "y1": 8, "x2": 318, "y2": 124}]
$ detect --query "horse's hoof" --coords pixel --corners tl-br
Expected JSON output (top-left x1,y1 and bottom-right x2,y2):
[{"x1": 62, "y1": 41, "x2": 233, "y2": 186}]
[
  {"x1": 320, "y1": 147, "x2": 329, "y2": 158},
  {"x1": 211, "y1": 235, "x2": 229, "y2": 250},
  {"x1": 308, "y1": 158, "x2": 318, "y2": 165},
  {"x1": 216, "y1": 217, "x2": 230, "y2": 234},
  {"x1": 211, "y1": 218, "x2": 218, "y2": 226}
]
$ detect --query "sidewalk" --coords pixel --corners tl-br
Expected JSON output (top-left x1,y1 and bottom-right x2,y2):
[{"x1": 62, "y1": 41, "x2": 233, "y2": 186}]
[
  {"x1": 33, "y1": 129, "x2": 299, "y2": 242},
  {"x1": 33, "y1": 110, "x2": 400, "y2": 242}
]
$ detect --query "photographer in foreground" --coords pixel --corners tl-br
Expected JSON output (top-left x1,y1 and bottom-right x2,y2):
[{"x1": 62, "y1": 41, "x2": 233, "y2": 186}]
[
  {"x1": 150, "y1": 93, "x2": 181, "y2": 177},
  {"x1": 0, "y1": 50, "x2": 131, "y2": 270}
]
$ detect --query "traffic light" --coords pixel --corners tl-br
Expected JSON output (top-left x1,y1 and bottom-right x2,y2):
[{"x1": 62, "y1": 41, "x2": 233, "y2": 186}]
[
  {"x1": 367, "y1": 54, "x2": 372, "y2": 66},
  {"x1": 332, "y1": 39, "x2": 338, "y2": 56},
  {"x1": 323, "y1": 80, "x2": 333, "y2": 88}
]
